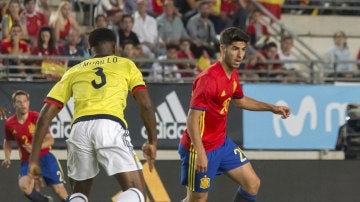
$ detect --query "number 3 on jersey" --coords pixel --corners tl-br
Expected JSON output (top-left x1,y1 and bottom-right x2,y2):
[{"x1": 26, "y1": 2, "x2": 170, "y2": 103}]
[{"x1": 92, "y1": 67, "x2": 106, "y2": 89}]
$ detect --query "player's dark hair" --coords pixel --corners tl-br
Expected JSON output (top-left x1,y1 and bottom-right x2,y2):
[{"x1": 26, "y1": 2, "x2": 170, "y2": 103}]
[
  {"x1": 88, "y1": 28, "x2": 116, "y2": 48},
  {"x1": 12, "y1": 90, "x2": 29, "y2": 103},
  {"x1": 220, "y1": 27, "x2": 249, "y2": 46}
]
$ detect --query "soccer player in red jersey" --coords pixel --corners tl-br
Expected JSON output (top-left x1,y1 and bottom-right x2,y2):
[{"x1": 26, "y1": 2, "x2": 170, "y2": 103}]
[
  {"x1": 178, "y1": 27, "x2": 291, "y2": 202},
  {"x1": 2, "y1": 90, "x2": 68, "y2": 202}
]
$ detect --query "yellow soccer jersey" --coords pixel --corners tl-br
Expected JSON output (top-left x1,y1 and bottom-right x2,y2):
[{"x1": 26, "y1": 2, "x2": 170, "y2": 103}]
[{"x1": 45, "y1": 55, "x2": 145, "y2": 127}]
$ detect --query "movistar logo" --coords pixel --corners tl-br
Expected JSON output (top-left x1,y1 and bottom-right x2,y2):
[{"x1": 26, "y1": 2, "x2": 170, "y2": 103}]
[
  {"x1": 273, "y1": 96, "x2": 347, "y2": 138},
  {"x1": 141, "y1": 91, "x2": 186, "y2": 139}
]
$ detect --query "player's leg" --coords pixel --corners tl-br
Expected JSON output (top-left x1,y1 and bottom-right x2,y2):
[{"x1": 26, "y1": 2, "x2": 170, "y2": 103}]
[
  {"x1": 66, "y1": 121, "x2": 100, "y2": 198},
  {"x1": 226, "y1": 163, "x2": 260, "y2": 202},
  {"x1": 18, "y1": 162, "x2": 52, "y2": 202},
  {"x1": 178, "y1": 144, "x2": 222, "y2": 202},
  {"x1": 95, "y1": 119, "x2": 146, "y2": 201},
  {"x1": 220, "y1": 138, "x2": 260, "y2": 202},
  {"x1": 40, "y1": 152, "x2": 69, "y2": 201}
]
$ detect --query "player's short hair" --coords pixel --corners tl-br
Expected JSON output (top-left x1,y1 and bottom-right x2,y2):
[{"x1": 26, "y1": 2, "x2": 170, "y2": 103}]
[
  {"x1": 220, "y1": 27, "x2": 249, "y2": 46},
  {"x1": 12, "y1": 90, "x2": 29, "y2": 103},
  {"x1": 88, "y1": 28, "x2": 116, "y2": 48}
]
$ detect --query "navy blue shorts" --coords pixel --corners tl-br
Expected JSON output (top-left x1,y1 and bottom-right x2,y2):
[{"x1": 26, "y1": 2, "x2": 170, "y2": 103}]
[
  {"x1": 20, "y1": 152, "x2": 65, "y2": 186},
  {"x1": 178, "y1": 137, "x2": 250, "y2": 192}
]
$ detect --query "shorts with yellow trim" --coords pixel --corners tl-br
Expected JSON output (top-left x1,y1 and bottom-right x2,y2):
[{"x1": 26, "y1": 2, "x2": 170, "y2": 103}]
[{"x1": 178, "y1": 137, "x2": 250, "y2": 192}]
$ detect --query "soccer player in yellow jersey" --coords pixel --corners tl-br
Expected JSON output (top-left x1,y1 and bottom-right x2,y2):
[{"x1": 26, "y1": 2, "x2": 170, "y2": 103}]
[{"x1": 27, "y1": 28, "x2": 158, "y2": 202}]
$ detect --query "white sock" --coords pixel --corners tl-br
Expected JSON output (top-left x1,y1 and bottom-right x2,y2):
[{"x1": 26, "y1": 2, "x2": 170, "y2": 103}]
[
  {"x1": 68, "y1": 193, "x2": 88, "y2": 202},
  {"x1": 115, "y1": 188, "x2": 145, "y2": 202}
]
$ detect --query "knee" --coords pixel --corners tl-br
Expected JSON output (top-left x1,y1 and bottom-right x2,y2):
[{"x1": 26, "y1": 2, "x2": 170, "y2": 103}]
[
  {"x1": 18, "y1": 176, "x2": 33, "y2": 194},
  {"x1": 248, "y1": 177, "x2": 261, "y2": 195}
]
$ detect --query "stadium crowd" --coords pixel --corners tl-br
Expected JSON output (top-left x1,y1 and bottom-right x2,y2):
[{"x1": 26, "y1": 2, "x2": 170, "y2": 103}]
[{"x1": 0, "y1": 0, "x2": 359, "y2": 82}]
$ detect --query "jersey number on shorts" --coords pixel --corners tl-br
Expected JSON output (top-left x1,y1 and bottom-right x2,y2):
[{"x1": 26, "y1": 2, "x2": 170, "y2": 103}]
[
  {"x1": 92, "y1": 67, "x2": 106, "y2": 89},
  {"x1": 57, "y1": 170, "x2": 64, "y2": 183},
  {"x1": 234, "y1": 147, "x2": 247, "y2": 162}
]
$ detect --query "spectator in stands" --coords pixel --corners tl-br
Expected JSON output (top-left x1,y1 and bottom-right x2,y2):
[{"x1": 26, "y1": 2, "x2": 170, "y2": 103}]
[
  {"x1": 50, "y1": 1, "x2": 81, "y2": 45},
  {"x1": 151, "y1": 42, "x2": 181, "y2": 82},
  {"x1": 278, "y1": 35, "x2": 306, "y2": 82},
  {"x1": 59, "y1": 29, "x2": 88, "y2": 68},
  {"x1": 2, "y1": 0, "x2": 28, "y2": 40},
  {"x1": 24, "y1": 0, "x2": 48, "y2": 44},
  {"x1": 0, "y1": 1, "x2": 10, "y2": 22},
  {"x1": 94, "y1": 0, "x2": 124, "y2": 27},
  {"x1": 177, "y1": 38, "x2": 197, "y2": 78},
  {"x1": 325, "y1": 31, "x2": 354, "y2": 78},
  {"x1": 209, "y1": 0, "x2": 237, "y2": 34},
  {"x1": 0, "y1": 23, "x2": 31, "y2": 79},
  {"x1": 132, "y1": 0, "x2": 158, "y2": 59},
  {"x1": 156, "y1": 0, "x2": 189, "y2": 54},
  {"x1": 94, "y1": 14, "x2": 109, "y2": 29},
  {"x1": 246, "y1": 42, "x2": 283, "y2": 81},
  {"x1": 118, "y1": 14, "x2": 140, "y2": 48},
  {"x1": 246, "y1": 9, "x2": 270, "y2": 50},
  {"x1": 121, "y1": 40, "x2": 136, "y2": 58},
  {"x1": 186, "y1": 0, "x2": 219, "y2": 58},
  {"x1": 30, "y1": 26, "x2": 59, "y2": 62},
  {"x1": 35, "y1": 0, "x2": 50, "y2": 20},
  {"x1": 232, "y1": 0, "x2": 251, "y2": 30}
]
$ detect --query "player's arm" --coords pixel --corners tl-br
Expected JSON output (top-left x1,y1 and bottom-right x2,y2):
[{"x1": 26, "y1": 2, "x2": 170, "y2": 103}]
[
  {"x1": 133, "y1": 88, "x2": 157, "y2": 171},
  {"x1": 0, "y1": 107, "x2": 9, "y2": 120},
  {"x1": 233, "y1": 96, "x2": 291, "y2": 119},
  {"x1": 187, "y1": 109, "x2": 208, "y2": 173},
  {"x1": 29, "y1": 103, "x2": 60, "y2": 177},
  {"x1": 2, "y1": 139, "x2": 12, "y2": 168}
]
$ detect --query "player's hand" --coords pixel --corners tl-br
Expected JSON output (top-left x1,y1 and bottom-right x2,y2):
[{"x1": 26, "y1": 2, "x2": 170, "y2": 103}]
[
  {"x1": 0, "y1": 107, "x2": 9, "y2": 120},
  {"x1": 273, "y1": 106, "x2": 291, "y2": 119},
  {"x1": 1, "y1": 159, "x2": 11, "y2": 168},
  {"x1": 142, "y1": 142, "x2": 157, "y2": 172},
  {"x1": 27, "y1": 162, "x2": 44, "y2": 192},
  {"x1": 22, "y1": 144, "x2": 32, "y2": 153},
  {"x1": 195, "y1": 151, "x2": 208, "y2": 173}
]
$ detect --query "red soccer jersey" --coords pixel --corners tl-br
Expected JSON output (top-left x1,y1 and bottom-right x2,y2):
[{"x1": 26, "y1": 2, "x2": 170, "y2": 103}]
[
  {"x1": 5, "y1": 111, "x2": 50, "y2": 162},
  {"x1": 26, "y1": 11, "x2": 48, "y2": 39},
  {"x1": 0, "y1": 38, "x2": 30, "y2": 54},
  {"x1": 180, "y1": 62, "x2": 244, "y2": 152}
]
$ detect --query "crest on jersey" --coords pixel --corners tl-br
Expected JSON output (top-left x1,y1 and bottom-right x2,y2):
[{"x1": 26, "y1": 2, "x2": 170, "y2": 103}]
[
  {"x1": 199, "y1": 175, "x2": 210, "y2": 189},
  {"x1": 28, "y1": 123, "x2": 35, "y2": 134}
]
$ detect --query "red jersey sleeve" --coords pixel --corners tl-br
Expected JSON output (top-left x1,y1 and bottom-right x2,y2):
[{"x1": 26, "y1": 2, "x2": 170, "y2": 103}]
[
  {"x1": 4, "y1": 120, "x2": 15, "y2": 141},
  {"x1": 190, "y1": 74, "x2": 215, "y2": 111}
]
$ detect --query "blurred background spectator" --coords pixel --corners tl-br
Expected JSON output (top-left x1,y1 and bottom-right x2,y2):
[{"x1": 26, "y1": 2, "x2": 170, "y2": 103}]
[
  {"x1": 59, "y1": 29, "x2": 88, "y2": 68},
  {"x1": 325, "y1": 31, "x2": 354, "y2": 78},
  {"x1": 151, "y1": 43, "x2": 181, "y2": 82},
  {"x1": 118, "y1": 14, "x2": 140, "y2": 49},
  {"x1": 186, "y1": 0, "x2": 219, "y2": 58},
  {"x1": 94, "y1": 0, "x2": 124, "y2": 28},
  {"x1": 35, "y1": 0, "x2": 51, "y2": 20},
  {"x1": 156, "y1": 0, "x2": 189, "y2": 55},
  {"x1": 0, "y1": 23, "x2": 30, "y2": 79},
  {"x1": 2, "y1": 0, "x2": 28, "y2": 40},
  {"x1": 132, "y1": 0, "x2": 158, "y2": 59},
  {"x1": 50, "y1": 1, "x2": 81, "y2": 45},
  {"x1": 246, "y1": 9, "x2": 270, "y2": 50},
  {"x1": 24, "y1": 0, "x2": 48, "y2": 44}
]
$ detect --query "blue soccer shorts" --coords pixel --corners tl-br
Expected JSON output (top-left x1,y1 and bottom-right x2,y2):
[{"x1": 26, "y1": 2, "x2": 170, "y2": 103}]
[
  {"x1": 178, "y1": 136, "x2": 250, "y2": 192},
  {"x1": 20, "y1": 152, "x2": 65, "y2": 186}
]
